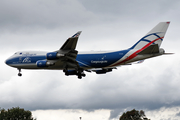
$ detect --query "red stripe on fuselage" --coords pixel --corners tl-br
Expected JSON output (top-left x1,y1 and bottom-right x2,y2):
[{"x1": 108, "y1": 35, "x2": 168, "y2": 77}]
[{"x1": 111, "y1": 37, "x2": 164, "y2": 66}]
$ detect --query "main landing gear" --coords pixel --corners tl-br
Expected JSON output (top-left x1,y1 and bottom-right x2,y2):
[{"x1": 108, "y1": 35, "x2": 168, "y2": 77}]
[
  {"x1": 18, "y1": 68, "x2": 22, "y2": 76},
  {"x1": 63, "y1": 68, "x2": 86, "y2": 79},
  {"x1": 77, "y1": 69, "x2": 86, "y2": 79}
]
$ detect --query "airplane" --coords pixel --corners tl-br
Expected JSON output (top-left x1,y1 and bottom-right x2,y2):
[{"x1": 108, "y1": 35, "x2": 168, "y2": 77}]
[{"x1": 5, "y1": 22, "x2": 171, "y2": 79}]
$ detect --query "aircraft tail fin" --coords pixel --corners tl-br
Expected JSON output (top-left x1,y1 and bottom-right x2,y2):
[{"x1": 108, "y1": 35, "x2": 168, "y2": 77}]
[{"x1": 130, "y1": 22, "x2": 170, "y2": 50}]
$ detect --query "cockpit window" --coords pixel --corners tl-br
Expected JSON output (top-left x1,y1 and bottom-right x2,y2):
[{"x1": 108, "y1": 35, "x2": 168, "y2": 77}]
[{"x1": 19, "y1": 53, "x2": 22, "y2": 55}]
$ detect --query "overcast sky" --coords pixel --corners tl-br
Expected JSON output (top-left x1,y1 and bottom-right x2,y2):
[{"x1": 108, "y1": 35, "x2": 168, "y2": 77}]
[{"x1": 1, "y1": 0, "x2": 180, "y2": 120}]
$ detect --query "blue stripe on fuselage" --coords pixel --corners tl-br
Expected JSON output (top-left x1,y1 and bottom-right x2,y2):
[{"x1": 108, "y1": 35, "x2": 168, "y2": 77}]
[
  {"x1": 6, "y1": 55, "x2": 46, "y2": 65},
  {"x1": 76, "y1": 49, "x2": 129, "y2": 68}
]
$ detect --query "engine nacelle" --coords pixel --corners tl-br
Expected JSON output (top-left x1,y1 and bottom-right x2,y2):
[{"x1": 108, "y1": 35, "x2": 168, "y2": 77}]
[
  {"x1": 96, "y1": 68, "x2": 112, "y2": 74},
  {"x1": 159, "y1": 48, "x2": 165, "y2": 54},
  {"x1": 46, "y1": 52, "x2": 64, "y2": 60},
  {"x1": 36, "y1": 60, "x2": 54, "y2": 67}
]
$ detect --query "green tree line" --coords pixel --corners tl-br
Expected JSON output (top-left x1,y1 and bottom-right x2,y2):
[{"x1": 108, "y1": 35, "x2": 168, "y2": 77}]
[
  {"x1": 119, "y1": 109, "x2": 150, "y2": 120},
  {"x1": 0, "y1": 107, "x2": 36, "y2": 120}
]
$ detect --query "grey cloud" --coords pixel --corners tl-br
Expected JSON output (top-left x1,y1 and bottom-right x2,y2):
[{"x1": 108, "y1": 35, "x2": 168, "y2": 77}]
[
  {"x1": 109, "y1": 109, "x2": 123, "y2": 120},
  {"x1": 2, "y1": 55, "x2": 180, "y2": 119},
  {"x1": 176, "y1": 112, "x2": 180, "y2": 117},
  {"x1": 1, "y1": 57, "x2": 179, "y2": 120},
  {"x1": 79, "y1": 0, "x2": 180, "y2": 22},
  {"x1": 0, "y1": 0, "x2": 98, "y2": 32}
]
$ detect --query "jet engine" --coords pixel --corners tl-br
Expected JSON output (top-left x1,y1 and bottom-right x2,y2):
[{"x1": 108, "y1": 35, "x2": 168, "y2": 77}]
[
  {"x1": 36, "y1": 60, "x2": 54, "y2": 67},
  {"x1": 46, "y1": 52, "x2": 64, "y2": 60}
]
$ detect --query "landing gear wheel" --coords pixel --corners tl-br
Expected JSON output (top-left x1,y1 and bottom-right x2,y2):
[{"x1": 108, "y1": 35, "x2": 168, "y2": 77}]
[
  {"x1": 76, "y1": 68, "x2": 86, "y2": 79},
  {"x1": 65, "y1": 71, "x2": 69, "y2": 76},
  {"x1": 77, "y1": 69, "x2": 82, "y2": 79},
  {"x1": 78, "y1": 75, "x2": 82, "y2": 79},
  {"x1": 63, "y1": 66, "x2": 69, "y2": 76},
  {"x1": 18, "y1": 73, "x2": 22, "y2": 76},
  {"x1": 82, "y1": 74, "x2": 86, "y2": 77},
  {"x1": 17, "y1": 68, "x2": 22, "y2": 77}
]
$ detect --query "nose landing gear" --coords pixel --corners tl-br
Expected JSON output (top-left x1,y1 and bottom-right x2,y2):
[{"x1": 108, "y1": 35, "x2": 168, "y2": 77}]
[{"x1": 18, "y1": 69, "x2": 22, "y2": 76}]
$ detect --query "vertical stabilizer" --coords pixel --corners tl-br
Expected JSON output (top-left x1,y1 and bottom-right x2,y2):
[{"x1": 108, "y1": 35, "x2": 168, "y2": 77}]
[{"x1": 130, "y1": 22, "x2": 170, "y2": 50}]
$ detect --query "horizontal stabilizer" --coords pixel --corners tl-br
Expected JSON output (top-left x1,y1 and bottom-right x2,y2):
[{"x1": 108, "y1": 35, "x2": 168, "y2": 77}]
[
  {"x1": 138, "y1": 44, "x2": 159, "y2": 55},
  {"x1": 163, "y1": 53, "x2": 174, "y2": 55}
]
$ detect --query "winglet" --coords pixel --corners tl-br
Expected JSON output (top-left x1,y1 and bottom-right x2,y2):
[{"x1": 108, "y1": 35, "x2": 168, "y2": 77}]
[
  {"x1": 60, "y1": 31, "x2": 82, "y2": 50},
  {"x1": 71, "y1": 31, "x2": 82, "y2": 38}
]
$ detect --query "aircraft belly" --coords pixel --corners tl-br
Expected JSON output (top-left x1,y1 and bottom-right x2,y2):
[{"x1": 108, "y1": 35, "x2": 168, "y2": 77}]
[
  {"x1": 10, "y1": 63, "x2": 65, "y2": 70},
  {"x1": 10, "y1": 63, "x2": 38, "y2": 69}
]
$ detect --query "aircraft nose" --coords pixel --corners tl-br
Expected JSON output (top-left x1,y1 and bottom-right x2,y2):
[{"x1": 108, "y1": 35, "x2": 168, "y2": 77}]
[
  {"x1": 5, "y1": 58, "x2": 11, "y2": 65},
  {"x1": 5, "y1": 59, "x2": 8, "y2": 65}
]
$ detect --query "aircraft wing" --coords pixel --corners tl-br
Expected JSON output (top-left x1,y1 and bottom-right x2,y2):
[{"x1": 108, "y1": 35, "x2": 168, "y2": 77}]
[{"x1": 56, "y1": 31, "x2": 82, "y2": 70}]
